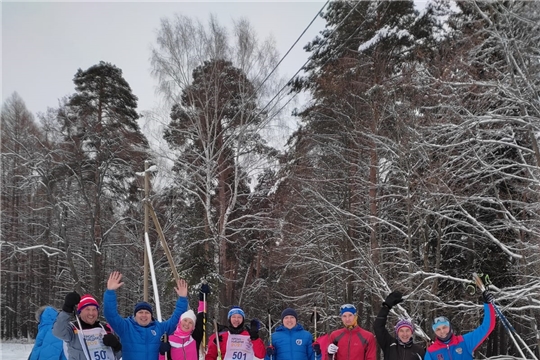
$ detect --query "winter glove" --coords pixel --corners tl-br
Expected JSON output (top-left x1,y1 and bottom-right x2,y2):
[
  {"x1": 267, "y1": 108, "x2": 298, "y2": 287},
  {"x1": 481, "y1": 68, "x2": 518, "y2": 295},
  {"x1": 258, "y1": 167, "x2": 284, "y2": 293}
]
[
  {"x1": 266, "y1": 346, "x2": 275, "y2": 356},
  {"x1": 328, "y1": 344, "x2": 338, "y2": 355},
  {"x1": 159, "y1": 341, "x2": 171, "y2": 355},
  {"x1": 103, "y1": 334, "x2": 122, "y2": 352},
  {"x1": 62, "y1": 291, "x2": 81, "y2": 313},
  {"x1": 482, "y1": 290, "x2": 494, "y2": 304},
  {"x1": 199, "y1": 283, "x2": 211, "y2": 301},
  {"x1": 248, "y1": 319, "x2": 260, "y2": 340},
  {"x1": 383, "y1": 291, "x2": 403, "y2": 309},
  {"x1": 313, "y1": 343, "x2": 321, "y2": 355},
  {"x1": 213, "y1": 335, "x2": 223, "y2": 345}
]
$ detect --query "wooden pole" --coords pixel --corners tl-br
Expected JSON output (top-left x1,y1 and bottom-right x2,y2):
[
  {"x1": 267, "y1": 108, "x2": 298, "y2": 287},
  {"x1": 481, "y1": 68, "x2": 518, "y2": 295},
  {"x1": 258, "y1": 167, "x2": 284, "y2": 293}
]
[{"x1": 144, "y1": 160, "x2": 149, "y2": 301}]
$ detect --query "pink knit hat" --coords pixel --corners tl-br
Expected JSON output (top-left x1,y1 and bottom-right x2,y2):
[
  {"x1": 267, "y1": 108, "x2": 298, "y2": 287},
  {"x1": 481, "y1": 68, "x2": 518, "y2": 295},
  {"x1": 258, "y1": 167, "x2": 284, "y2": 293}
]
[{"x1": 77, "y1": 294, "x2": 99, "y2": 313}]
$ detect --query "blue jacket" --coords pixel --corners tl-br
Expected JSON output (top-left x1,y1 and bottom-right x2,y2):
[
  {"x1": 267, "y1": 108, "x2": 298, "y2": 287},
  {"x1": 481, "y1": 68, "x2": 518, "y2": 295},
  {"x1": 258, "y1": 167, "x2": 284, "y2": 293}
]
[
  {"x1": 265, "y1": 324, "x2": 316, "y2": 360},
  {"x1": 29, "y1": 306, "x2": 67, "y2": 360},
  {"x1": 424, "y1": 303, "x2": 495, "y2": 360},
  {"x1": 103, "y1": 289, "x2": 188, "y2": 360}
]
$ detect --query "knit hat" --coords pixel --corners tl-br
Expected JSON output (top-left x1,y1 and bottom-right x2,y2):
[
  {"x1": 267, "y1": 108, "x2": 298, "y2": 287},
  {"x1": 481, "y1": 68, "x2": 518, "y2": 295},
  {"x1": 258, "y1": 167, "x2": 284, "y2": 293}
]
[
  {"x1": 134, "y1": 301, "x2": 153, "y2": 316},
  {"x1": 432, "y1": 316, "x2": 450, "y2": 332},
  {"x1": 228, "y1": 306, "x2": 245, "y2": 319},
  {"x1": 181, "y1": 309, "x2": 196, "y2": 324},
  {"x1": 281, "y1": 308, "x2": 298, "y2": 321},
  {"x1": 339, "y1": 304, "x2": 357, "y2": 316},
  {"x1": 395, "y1": 319, "x2": 414, "y2": 334},
  {"x1": 77, "y1": 294, "x2": 99, "y2": 314}
]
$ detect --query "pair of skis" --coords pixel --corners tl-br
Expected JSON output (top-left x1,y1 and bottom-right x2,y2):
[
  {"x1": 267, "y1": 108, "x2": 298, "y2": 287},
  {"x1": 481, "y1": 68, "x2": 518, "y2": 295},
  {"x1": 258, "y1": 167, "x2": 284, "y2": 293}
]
[{"x1": 472, "y1": 273, "x2": 538, "y2": 360}]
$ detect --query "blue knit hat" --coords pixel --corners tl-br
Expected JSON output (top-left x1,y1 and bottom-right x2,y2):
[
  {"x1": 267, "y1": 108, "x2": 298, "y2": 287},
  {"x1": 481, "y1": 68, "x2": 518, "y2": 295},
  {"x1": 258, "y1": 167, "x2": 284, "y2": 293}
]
[
  {"x1": 281, "y1": 308, "x2": 298, "y2": 321},
  {"x1": 134, "y1": 301, "x2": 153, "y2": 316},
  {"x1": 339, "y1": 304, "x2": 357, "y2": 316},
  {"x1": 228, "y1": 306, "x2": 245, "y2": 319}
]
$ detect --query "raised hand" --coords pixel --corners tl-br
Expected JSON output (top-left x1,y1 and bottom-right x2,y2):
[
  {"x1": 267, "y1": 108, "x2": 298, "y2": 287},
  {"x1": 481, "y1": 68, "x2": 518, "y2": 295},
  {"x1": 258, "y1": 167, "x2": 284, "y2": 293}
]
[
  {"x1": 62, "y1": 292, "x2": 81, "y2": 313},
  {"x1": 107, "y1": 271, "x2": 124, "y2": 291},
  {"x1": 175, "y1": 278, "x2": 188, "y2": 297},
  {"x1": 383, "y1": 291, "x2": 403, "y2": 309}
]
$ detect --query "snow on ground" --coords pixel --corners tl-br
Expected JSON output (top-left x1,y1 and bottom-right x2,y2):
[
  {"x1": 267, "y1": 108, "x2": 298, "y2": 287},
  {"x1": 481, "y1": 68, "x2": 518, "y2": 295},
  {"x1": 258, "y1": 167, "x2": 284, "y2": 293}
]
[{"x1": 0, "y1": 341, "x2": 34, "y2": 359}]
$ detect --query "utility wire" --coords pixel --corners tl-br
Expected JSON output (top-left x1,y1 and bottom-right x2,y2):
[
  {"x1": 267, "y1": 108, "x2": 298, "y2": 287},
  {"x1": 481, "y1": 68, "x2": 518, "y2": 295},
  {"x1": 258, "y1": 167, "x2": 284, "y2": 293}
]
[{"x1": 256, "y1": 0, "x2": 364, "y2": 125}]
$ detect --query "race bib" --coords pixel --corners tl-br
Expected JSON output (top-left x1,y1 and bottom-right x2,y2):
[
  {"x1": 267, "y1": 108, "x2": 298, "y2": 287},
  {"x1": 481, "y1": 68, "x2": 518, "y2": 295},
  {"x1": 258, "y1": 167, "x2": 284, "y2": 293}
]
[{"x1": 223, "y1": 334, "x2": 254, "y2": 360}]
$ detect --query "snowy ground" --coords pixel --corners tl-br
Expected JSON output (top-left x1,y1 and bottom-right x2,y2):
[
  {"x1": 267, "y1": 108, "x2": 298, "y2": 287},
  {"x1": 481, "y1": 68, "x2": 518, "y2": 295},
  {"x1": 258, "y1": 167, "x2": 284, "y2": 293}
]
[{"x1": 0, "y1": 341, "x2": 34, "y2": 359}]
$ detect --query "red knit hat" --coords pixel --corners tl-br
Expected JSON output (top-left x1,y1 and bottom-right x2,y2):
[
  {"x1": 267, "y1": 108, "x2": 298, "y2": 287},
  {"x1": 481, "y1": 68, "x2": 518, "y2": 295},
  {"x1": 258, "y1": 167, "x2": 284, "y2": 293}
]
[{"x1": 77, "y1": 294, "x2": 99, "y2": 313}]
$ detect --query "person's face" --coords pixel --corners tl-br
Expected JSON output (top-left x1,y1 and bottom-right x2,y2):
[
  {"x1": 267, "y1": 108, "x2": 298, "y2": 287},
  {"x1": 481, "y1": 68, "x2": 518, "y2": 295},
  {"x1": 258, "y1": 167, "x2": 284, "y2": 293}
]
[
  {"x1": 135, "y1": 310, "x2": 152, "y2": 326},
  {"x1": 230, "y1": 314, "x2": 243, "y2": 327},
  {"x1": 397, "y1": 327, "x2": 412, "y2": 343},
  {"x1": 435, "y1": 325, "x2": 450, "y2": 339},
  {"x1": 79, "y1": 306, "x2": 98, "y2": 325},
  {"x1": 341, "y1": 312, "x2": 356, "y2": 327},
  {"x1": 282, "y1": 315, "x2": 297, "y2": 329},
  {"x1": 180, "y1": 318, "x2": 195, "y2": 332}
]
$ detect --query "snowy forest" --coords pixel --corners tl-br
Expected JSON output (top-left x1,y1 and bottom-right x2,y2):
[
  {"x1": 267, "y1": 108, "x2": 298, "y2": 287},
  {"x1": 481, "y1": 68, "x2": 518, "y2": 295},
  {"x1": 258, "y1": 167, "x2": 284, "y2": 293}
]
[{"x1": 2, "y1": 1, "x2": 539, "y2": 358}]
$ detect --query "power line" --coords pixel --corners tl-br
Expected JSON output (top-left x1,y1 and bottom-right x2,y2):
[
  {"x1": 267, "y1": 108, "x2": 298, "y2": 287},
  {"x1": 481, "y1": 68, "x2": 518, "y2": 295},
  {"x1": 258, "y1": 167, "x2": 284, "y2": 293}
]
[{"x1": 256, "y1": 0, "x2": 364, "y2": 125}]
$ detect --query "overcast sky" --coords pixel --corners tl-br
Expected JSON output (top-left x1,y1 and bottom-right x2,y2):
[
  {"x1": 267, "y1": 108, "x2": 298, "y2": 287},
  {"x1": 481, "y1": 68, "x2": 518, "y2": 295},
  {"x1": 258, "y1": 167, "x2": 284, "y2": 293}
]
[{"x1": 2, "y1": 1, "x2": 330, "y2": 117}]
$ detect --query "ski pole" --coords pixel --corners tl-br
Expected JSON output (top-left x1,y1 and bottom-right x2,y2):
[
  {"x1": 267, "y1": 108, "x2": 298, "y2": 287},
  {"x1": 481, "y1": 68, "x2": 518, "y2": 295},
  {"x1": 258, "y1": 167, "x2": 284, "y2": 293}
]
[
  {"x1": 314, "y1": 305, "x2": 317, "y2": 340},
  {"x1": 473, "y1": 273, "x2": 537, "y2": 360},
  {"x1": 203, "y1": 292, "x2": 207, "y2": 348},
  {"x1": 268, "y1": 312, "x2": 273, "y2": 360},
  {"x1": 213, "y1": 318, "x2": 222, "y2": 360},
  {"x1": 202, "y1": 279, "x2": 207, "y2": 353}
]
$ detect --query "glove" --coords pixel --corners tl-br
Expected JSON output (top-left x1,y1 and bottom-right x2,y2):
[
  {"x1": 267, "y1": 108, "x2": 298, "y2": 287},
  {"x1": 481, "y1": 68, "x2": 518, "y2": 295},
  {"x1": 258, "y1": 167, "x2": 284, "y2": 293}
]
[
  {"x1": 199, "y1": 283, "x2": 211, "y2": 301},
  {"x1": 313, "y1": 343, "x2": 321, "y2": 355},
  {"x1": 266, "y1": 346, "x2": 275, "y2": 356},
  {"x1": 482, "y1": 290, "x2": 494, "y2": 304},
  {"x1": 103, "y1": 334, "x2": 122, "y2": 352},
  {"x1": 62, "y1": 292, "x2": 81, "y2": 313},
  {"x1": 159, "y1": 341, "x2": 171, "y2": 355},
  {"x1": 328, "y1": 343, "x2": 338, "y2": 355},
  {"x1": 383, "y1": 291, "x2": 403, "y2": 309},
  {"x1": 248, "y1": 319, "x2": 260, "y2": 340},
  {"x1": 213, "y1": 335, "x2": 223, "y2": 344}
]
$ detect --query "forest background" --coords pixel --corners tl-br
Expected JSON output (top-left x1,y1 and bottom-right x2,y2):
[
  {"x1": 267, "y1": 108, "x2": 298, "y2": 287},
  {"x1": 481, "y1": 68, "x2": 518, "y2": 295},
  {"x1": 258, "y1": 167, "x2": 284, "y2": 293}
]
[{"x1": 2, "y1": 1, "x2": 539, "y2": 359}]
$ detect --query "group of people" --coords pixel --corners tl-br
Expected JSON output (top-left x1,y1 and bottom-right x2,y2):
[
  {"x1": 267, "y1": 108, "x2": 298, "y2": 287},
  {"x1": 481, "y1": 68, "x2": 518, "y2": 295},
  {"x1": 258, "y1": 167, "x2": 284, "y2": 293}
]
[{"x1": 29, "y1": 270, "x2": 496, "y2": 360}]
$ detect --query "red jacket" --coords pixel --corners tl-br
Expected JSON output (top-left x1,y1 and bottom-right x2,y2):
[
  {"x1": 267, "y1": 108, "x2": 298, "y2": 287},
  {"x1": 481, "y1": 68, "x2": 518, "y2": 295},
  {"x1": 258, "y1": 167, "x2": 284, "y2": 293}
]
[
  {"x1": 327, "y1": 327, "x2": 377, "y2": 360},
  {"x1": 206, "y1": 330, "x2": 265, "y2": 360}
]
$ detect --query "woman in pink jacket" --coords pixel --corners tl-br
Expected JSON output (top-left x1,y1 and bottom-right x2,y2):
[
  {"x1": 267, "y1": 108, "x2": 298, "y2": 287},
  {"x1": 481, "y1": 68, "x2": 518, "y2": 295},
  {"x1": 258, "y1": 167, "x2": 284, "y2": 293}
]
[{"x1": 159, "y1": 283, "x2": 210, "y2": 360}]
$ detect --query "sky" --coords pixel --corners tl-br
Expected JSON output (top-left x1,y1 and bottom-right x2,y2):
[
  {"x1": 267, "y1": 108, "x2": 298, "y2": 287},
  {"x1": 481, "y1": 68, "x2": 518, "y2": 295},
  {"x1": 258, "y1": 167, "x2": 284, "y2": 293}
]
[{"x1": 2, "y1": 1, "x2": 329, "y2": 118}]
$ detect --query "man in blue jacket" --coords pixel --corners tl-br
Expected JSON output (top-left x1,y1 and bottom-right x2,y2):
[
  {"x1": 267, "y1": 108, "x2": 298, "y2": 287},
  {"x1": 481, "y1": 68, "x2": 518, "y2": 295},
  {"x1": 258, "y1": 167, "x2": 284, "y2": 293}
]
[
  {"x1": 265, "y1": 308, "x2": 319, "y2": 360},
  {"x1": 424, "y1": 290, "x2": 496, "y2": 360},
  {"x1": 103, "y1": 271, "x2": 189, "y2": 360}
]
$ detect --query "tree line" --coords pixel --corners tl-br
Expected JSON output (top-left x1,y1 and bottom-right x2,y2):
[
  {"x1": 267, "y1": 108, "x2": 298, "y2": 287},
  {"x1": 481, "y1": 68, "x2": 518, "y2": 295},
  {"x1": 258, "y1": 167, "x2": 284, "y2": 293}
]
[{"x1": 2, "y1": 1, "x2": 539, "y2": 358}]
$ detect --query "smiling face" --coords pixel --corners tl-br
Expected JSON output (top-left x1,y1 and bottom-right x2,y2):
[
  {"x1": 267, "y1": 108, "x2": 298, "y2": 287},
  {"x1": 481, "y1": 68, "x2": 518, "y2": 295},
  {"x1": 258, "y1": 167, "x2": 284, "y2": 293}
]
[
  {"x1": 135, "y1": 309, "x2": 152, "y2": 326},
  {"x1": 397, "y1": 327, "x2": 413, "y2": 343},
  {"x1": 434, "y1": 324, "x2": 450, "y2": 339},
  {"x1": 282, "y1": 315, "x2": 297, "y2": 329},
  {"x1": 180, "y1": 317, "x2": 195, "y2": 332},
  {"x1": 230, "y1": 314, "x2": 243, "y2": 328},
  {"x1": 79, "y1": 306, "x2": 98, "y2": 325}
]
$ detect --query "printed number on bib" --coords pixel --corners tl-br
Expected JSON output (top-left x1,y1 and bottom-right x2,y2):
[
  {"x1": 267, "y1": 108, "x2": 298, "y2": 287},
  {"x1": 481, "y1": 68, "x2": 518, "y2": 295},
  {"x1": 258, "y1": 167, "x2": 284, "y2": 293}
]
[
  {"x1": 231, "y1": 351, "x2": 247, "y2": 360},
  {"x1": 94, "y1": 350, "x2": 108, "y2": 360}
]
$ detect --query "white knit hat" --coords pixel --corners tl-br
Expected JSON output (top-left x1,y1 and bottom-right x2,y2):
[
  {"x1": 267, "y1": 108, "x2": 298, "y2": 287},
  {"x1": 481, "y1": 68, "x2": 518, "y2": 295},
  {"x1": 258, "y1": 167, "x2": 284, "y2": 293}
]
[{"x1": 181, "y1": 309, "x2": 196, "y2": 324}]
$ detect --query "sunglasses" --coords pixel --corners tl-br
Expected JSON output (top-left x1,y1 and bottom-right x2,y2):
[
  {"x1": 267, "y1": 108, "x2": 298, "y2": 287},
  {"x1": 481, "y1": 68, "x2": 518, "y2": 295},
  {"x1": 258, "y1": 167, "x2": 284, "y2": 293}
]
[
  {"x1": 433, "y1": 316, "x2": 449, "y2": 324},
  {"x1": 340, "y1": 304, "x2": 356, "y2": 311}
]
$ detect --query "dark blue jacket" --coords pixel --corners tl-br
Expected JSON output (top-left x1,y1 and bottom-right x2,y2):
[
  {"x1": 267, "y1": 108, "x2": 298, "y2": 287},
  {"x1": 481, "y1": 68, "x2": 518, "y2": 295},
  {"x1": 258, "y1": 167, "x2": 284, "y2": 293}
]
[
  {"x1": 29, "y1": 306, "x2": 67, "y2": 360},
  {"x1": 265, "y1": 324, "x2": 316, "y2": 360},
  {"x1": 425, "y1": 303, "x2": 495, "y2": 360},
  {"x1": 103, "y1": 289, "x2": 188, "y2": 360}
]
